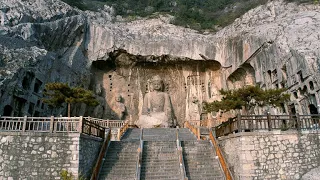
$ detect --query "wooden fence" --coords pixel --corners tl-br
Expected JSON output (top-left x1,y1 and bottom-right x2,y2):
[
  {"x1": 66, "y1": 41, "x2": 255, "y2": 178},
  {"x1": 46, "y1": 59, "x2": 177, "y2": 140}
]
[
  {"x1": 209, "y1": 130, "x2": 233, "y2": 180},
  {"x1": 117, "y1": 121, "x2": 129, "y2": 140},
  {"x1": 215, "y1": 113, "x2": 320, "y2": 137},
  {"x1": 188, "y1": 119, "x2": 212, "y2": 128},
  {"x1": 90, "y1": 129, "x2": 111, "y2": 180},
  {"x1": 0, "y1": 116, "x2": 106, "y2": 139}
]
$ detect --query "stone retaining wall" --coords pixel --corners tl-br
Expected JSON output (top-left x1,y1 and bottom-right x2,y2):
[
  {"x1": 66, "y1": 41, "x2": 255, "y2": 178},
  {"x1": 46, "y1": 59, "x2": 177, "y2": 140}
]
[
  {"x1": 219, "y1": 130, "x2": 320, "y2": 180},
  {"x1": 79, "y1": 134, "x2": 103, "y2": 179},
  {"x1": 0, "y1": 132, "x2": 102, "y2": 179}
]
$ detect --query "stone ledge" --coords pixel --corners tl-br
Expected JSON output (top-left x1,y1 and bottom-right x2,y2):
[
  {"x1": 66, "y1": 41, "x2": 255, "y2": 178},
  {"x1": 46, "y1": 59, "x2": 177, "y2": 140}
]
[
  {"x1": 0, "y1": 131, "x2": 81, "y2": 137},
  {"x1": 217, "y1": 130, "x2": 320, "y2": 140},
  {"x1": 80, "y1": 133, "x2": 103, "y2": 142}
]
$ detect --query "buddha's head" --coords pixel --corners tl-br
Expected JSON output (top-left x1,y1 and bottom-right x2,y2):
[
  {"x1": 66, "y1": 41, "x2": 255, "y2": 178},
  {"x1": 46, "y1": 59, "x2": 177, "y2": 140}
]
[
  {"x1": 150, "y1": 75, "x2": 163, "y2": 91},
  {"x1": 192, "y1": 96, "x2": 198, "y2": 103},
  {"x1": 115, "y1": 94, "x2": 122, "y2": 102}
]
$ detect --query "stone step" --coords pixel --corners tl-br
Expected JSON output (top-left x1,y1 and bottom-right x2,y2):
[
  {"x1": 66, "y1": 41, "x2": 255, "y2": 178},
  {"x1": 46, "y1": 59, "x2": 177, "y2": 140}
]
[
  {"x1": 100, "y1": 169, "x2": 136, "y2": 175},
  {"x1": 187, "y1": 176, "x2": 223, "y2": 180},
  {"x1": 140, "y1": 175, "x2": 180, "y2": 180},
  {"x1": 141, "y1": 173, "x2": 181, "y2": 176},
  {"x1": 102, "y1": 162, "x2": 137, "y2": 167}
]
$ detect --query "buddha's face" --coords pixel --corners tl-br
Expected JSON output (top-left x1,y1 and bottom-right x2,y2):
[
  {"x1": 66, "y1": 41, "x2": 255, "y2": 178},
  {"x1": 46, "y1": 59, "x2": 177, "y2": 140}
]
[
  {"x1": 192, "y1": 97, "x2": 198, "y2": 103},
  {"x1": 115, "y1": 95, "x2": 121, "y2": 102},
  {"x1": 152, "y1": 81, "x2": 162, "y2": 91}
]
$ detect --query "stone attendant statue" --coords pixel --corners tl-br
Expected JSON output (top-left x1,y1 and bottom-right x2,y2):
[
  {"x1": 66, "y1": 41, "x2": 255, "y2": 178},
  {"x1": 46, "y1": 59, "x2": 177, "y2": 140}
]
[
  {"x1": 113, "y1": 94, "x2": 126, "y2": 120},
  {"x1": 136, "y1": 75, "x2": 173, "y2": 128},
  {"x1": 188, "y1": 96, "x2": 201, "y2": 120}
]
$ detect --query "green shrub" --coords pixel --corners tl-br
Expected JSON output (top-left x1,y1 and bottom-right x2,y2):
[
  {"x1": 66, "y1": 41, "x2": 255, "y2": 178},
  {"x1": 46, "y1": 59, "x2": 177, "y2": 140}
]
[{"x1": 60, "y1": 170, "x2": 86, "y2": 180}]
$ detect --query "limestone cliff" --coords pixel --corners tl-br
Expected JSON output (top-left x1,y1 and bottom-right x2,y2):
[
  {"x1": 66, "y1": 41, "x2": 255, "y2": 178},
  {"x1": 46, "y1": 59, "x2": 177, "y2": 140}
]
[{"x1": 0, "y1": 0, "x2": 319, "y2": 125}]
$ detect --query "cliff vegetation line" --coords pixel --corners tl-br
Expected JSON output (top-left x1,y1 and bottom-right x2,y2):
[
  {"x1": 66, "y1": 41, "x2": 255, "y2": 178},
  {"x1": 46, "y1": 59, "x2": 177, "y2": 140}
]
[{"x1": 62, "y1": 0, "x2": 316, "y2": 31}]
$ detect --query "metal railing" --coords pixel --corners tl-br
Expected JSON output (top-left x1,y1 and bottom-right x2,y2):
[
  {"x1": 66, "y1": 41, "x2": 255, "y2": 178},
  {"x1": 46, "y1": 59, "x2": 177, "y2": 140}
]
[
  {"x1": 176, "y1": 128, "x2": 188, "y2": 180},
  {"x1": 215, "y1": 113, "x2": 320, "y2": 137},
  {"x1": 0, "y1": 116, "x2": 106, "y2": 138},
  {"x1": 136, "y1": 129, "x2": 143, "y2": 180},
  {"x1": 84, "y1": 117, "x2": 125, "y2": 128}
]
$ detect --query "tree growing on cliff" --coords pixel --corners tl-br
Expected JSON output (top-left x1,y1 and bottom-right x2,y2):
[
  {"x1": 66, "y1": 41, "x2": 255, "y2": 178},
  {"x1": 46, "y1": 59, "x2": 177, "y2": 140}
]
[
  {"x1": 203, "y1": 85, "x2": 290, "y2": 114},
  {"x1": 43, "y1": 82, "x2": 98, "y2": 117}
]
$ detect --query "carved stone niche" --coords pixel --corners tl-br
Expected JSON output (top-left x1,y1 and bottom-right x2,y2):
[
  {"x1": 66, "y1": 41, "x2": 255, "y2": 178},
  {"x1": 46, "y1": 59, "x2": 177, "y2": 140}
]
[
  {"x1": 22, "y1": 71, "x2": 35, "y2": 90},
  {"x1": 227, "y1": 63, "x2": 255, "y2": 89}
]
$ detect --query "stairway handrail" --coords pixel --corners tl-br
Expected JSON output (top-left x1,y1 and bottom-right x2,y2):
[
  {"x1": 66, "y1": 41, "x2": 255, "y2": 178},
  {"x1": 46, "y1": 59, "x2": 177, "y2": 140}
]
[
  {"x1": 209, "y1": 129, "x2": 233, "y2": 180},
  {"x1": 90, "y1": 128, "x2": 111, "y2": 180},
  {"x1": 176, "y1": 128, "x2": 188, "y2": 180},
  {"x1": 184, "y1": 121, "x2": 200, "y2": 140},
  {"x1": 136, "y1": 128, "x2": 143, "y2": 180},
  {"x1": 117, "y1": 121, "x2": 129, "y2": 140}
]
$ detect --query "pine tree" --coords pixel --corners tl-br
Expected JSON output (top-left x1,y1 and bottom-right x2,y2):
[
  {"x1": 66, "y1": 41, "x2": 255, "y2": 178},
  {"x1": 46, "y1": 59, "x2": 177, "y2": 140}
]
[
  {"x1": 203, "y1": 86, "x2": 290, "y2": 115},
  {"x1": 43, "y1": 82, "x2": 98, "y2": 117}
]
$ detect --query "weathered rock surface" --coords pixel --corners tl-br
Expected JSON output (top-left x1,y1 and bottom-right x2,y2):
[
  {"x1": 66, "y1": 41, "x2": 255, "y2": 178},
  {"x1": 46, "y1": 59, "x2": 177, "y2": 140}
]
[{"x1": 0, "y1": 0, "x2": 320, "y2": 125}]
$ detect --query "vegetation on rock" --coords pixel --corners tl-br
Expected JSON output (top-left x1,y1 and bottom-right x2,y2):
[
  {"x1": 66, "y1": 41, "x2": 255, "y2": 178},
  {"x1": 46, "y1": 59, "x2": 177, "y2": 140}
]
[
  {"x1": 43, "y1": 82, "x2": 98, "y2": 117},
  {"x1": 61, "y1": 0, "x2": 269, "y2": 31},
  {"x1": 60, "y1": 170, "x2": 86, "y2": 180},
  {"x1": 61, "y1": 0, "x2": 316, "y2": 31},
  {"x1": 203, "y1": 86, "x2": 290, "y2": 114}
]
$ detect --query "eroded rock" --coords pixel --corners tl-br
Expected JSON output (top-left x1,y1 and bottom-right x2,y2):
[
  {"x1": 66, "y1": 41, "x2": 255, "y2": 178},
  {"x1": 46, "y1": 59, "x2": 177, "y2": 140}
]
[{"x1": 0, "y1": 0, "x2": 319, "y2": 125}]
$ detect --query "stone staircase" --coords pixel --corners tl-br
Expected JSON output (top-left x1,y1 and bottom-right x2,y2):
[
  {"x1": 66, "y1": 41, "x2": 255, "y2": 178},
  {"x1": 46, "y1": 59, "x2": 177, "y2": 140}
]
[
  {"x1": 99, "y1": 141, "x2": 139, "y2": 180},
  {"x1": 178, "y1": 128, "x2": 198, "y2": 141},
  {"x1": 182, "y1": 141, "x2": 224, "y2": 180},
  {"x1": 97, "y1": 128, "x2": 225, "y2": 180},
  {"x1": 121, "y1": 128, "x2": 141, "y2": 141},
  {"x1": 140, "y1": 141, "x2": 181, "y2": 180}
]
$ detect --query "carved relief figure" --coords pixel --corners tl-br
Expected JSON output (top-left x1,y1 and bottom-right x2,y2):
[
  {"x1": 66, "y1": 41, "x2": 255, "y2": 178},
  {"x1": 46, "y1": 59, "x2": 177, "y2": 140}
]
[
  {"x1": 113, "y1": 94, "x2": 126, "y2": 120},
  {"x1": 136, "y1": 75, "x2": 173, "y2": 128},
  {"x1": 188, "y1": 96, "x2": 201, "y2": 120},
  {"x1": 93, "y1": 84, "x2": 105, "y2": 118}
]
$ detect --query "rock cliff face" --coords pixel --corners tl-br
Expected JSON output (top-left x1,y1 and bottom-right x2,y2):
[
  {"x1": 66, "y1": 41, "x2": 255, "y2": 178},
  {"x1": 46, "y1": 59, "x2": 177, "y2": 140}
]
[{"x1": 0, "y1": 0, "x2": 319, "y2": 125}]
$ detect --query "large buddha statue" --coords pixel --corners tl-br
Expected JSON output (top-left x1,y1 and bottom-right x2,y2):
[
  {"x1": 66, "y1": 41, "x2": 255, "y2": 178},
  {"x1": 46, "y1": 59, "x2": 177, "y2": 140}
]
[{"x1": 136, "y1": 75, "x2": 173, "y2": 128}]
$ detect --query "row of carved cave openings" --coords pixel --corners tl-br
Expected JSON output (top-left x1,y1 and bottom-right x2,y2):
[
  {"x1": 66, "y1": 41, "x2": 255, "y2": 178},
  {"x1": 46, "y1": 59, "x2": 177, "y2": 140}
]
[
  {"x1": 292, "y1": 82, "x2": 315, "y2": 99},
  {"x1": 2, "y1": 96, "x2": 44, "y2": 116},
  {"x1": 2, "y1": 71, "x2": 45, "y2": 116},
  {"x1": 264, "y1": 65, "x2": 316, "y2": 91},
  {"x1": 22, "y1": 72, "x2": 43, "y2": 94}
]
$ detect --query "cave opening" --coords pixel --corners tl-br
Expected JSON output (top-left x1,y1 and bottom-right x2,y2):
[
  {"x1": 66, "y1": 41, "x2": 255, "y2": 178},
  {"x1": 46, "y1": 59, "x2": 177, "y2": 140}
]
[
  {"x1": 13, "y1": 96, "x2": 27, "y2": 116},
  {"x1": 33, "y1": 79, "x2": 43, "y2": 93},
  {"x1": 22, "y1": 72, "x2": 35, "y2": 90},
  {"x1": 3, "y1": 105, "x2": 13, "y2": 116}
]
